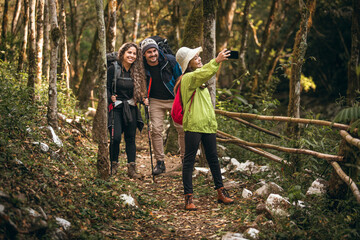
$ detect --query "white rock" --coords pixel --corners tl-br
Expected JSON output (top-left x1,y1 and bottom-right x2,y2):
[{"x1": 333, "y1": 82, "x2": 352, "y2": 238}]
[
  {"x1": 195, "y1": 167, "x2": 210, "y2": 174},
  {"x1": 32, "y1": 142, "x2": 49, "y2": 152},
  {"x1": 0, "y1": 204, "x2": 5, "y2": 213},
  {"x1": 266, "y1": 194, "x2": 290, "y2": 217},
  {"x1": 222, "y1": 232, "x2": 248, "y2": 240},
  {"x1": 26, "y1": 208, "x2": 41, "y2": 217},
  {"x1": 254, "y1": 182, "x2": 283, "y2": 198},
  {"x1": 55, "y1": 217, "x2": 71, "y2": 231},
  {"x1": 120, "y1": 194, "x2": 138, "y2": 208},
  {"x1": 242, "y1": 188, "x2": 253, "y2": 198},
  {"x1": 306, "y1": 178, "x2": 328, "y2": 196},
  {"x1": 47, "y1": 126, "x2": 63, "y2": 147},
  {"x1": 245, "y1": 228, "x2": 259, "y2": 239},
  {"x1": 293, "y1": 200, "x2": 306, "y2": 208}
]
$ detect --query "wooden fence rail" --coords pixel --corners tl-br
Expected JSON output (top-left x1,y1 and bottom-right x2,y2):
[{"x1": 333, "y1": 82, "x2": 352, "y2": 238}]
[{"x1": 215, "y1": 109, "x2": 360, "y2": 203}]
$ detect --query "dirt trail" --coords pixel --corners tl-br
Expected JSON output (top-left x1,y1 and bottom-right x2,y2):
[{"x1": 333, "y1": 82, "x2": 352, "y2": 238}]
[{"x1": 116, "y1": 130, "x2": 240, "y2": 239}]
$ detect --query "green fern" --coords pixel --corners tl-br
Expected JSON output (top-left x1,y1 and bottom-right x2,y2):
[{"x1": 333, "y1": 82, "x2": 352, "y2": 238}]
[
  {"x1": 333, "y1": 106, "x2": 360, "y2": 132},
  {"x1": 333, "y1": 106, "x2": 360, "y2": 123}
]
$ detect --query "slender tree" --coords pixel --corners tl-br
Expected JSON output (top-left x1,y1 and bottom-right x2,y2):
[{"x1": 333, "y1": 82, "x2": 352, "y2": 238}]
[
  {"x1": 1, "y1": 0, "x2": 9, "y2": 61},
  {"x1": 93, "y1": 0, "x2": 110, "y2": 179},
  {"x1": 287, "y1": 0, "x2": 316, "y2": 138},
  {"x1": 27, "y1": 0, "x2": 37, "y2": 100},
  {"x1": 43, "y1": 0, "x2": 50, "y2": 81},
  {"x1": 47, "y1": 0, "x2": 60, "y2": 129},
  {"x1": 203, "y1": 0, "x2": 217, "y2": 107},
  {"x1": 346, "y1": 0, "x2": 360, "y2": 105},
  {"x1": 251, "y1": 0, "x2": 280, "y2": 93},
  {"x1": 132, "y1": 0, "x2": 140, "y2": 43},
  {"x1": 170, "y1": 0, "x2": 181, "y2": 49},
  {"x1": 106, "y1": 0, "x2": 117, "y2": 52},
  {"x1": 18, "y1": 0, "x2": 29, "y2": 71},
  {"x1": 238, "y1": 0, "x2": 251, "y2": 79},
  {"x1": 11, "y1": 0, "x2": 22, "y2": 35},
  {"x1": 59, "y1": 0, "x2": 70, "y2": 93},
  {"x1": 216, "y1": 0, "x2": 236, "y2": 52},
  {"x1": 36, "y1": 0, "x2": 45, "y2": 87}
]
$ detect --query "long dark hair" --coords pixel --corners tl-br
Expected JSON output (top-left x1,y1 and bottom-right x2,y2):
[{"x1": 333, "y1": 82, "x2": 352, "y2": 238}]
[{"x1": 117, "y1": 42, "x2": 146, "y2": 102}]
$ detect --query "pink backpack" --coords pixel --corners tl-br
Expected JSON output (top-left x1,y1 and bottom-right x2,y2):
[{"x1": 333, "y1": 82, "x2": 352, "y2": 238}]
[{"x1": 171, "y1": 76, "x2": 195, "y2": 125}]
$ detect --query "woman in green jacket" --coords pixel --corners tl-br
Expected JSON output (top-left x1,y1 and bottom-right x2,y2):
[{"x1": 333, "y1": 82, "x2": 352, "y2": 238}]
[{"x1": 175, "y1": 47, "x2": 234, "y2": 210}]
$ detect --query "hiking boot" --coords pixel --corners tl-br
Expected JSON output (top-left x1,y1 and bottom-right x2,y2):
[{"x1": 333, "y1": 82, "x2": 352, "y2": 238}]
[
  {"x1": 184, "y1": 194, "x2": 197, "y2": 211},
  {"x1": 127, "y1": 162, "x2": 142, "y2": 179},
  {"x1": 153, "y1": 161, "x2": 166, "y2": 175},
  {"x1": 217, "y1": 187, "x2": 234, "y2": 204},
  {"x1": 111, "y1": 161, "x2": 119, "y2": 175}
]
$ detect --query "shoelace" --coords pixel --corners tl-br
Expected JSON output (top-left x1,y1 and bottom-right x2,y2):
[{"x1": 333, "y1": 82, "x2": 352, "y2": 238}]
[
  {"x1": 185, "y1": 195, "x2": 193, "y2": 204},
  {"x1": 221, "y1": 188, "x2": 231, "y2": 198}
]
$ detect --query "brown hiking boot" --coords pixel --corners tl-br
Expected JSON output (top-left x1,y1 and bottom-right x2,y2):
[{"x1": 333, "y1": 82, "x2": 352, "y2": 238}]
[
  {"x1": 184, "y1": 194, "x2": 197, "y2": 211},
  {"x1": 217, "y1": 187, "x2": 234, "y2": 204},
  {"x1": 111, "y1": 161, "x2": 118, "y2": 175},
  {"x1": 127, "y1": 162, "x2": 142, "y2": 179}
]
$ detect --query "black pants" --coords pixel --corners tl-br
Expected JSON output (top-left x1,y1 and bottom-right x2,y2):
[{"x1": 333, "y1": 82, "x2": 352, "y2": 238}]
[
  {"x1": 109, "y1": 106, "x2": 137, "y2": 163},
  {"x1": 182, "y1": 132, "x2": 223, "y2": 194}
]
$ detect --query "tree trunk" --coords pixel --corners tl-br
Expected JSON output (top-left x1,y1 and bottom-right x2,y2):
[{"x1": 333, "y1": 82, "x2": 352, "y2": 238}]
[
  {"x1": 11, "y1": 0, "x2": 22, "y2": 35},
  {"x1": 132, "y1": 0, "x2": 140, "y2": 43},
  {"x1": 18, "y1": 0, "x2": 29, "y2": 71},
  {"x1": 93, "y1": 0, "x2": 110, "y2": 179},
  {"x1": 251, "y1": 0, "x2": 280, "y2": 93},
  {"x1": 59, "y1": 0, "x2": 70, "y2": 94},
  {"x1": 27, "y1": 0, "x2": 37, "y2": 100},
  {"x1": 36, "y1": 0, "x2": 44, "y2": 87},
  {"x1": 1, "y1": 0, "x2": 9, "y2": 61},
  {"x1": 170, "y1": 0, "x2": 181, "y2": 49},
  {"x1": 346, "y1": 0, "x2": 360, "y2": 105},
  {"x1": 77, "y1": 30, "x2": 99, "y2": 109},
  {"x1": 47, "y1": 0, "x2": 60, "y2": 129},
  {"x1": 106, "y1": 0, "x2": 117, "y2": 53},
  {"x1": 182, "y1": 0, "x2": 203, "y2": 48},
  {"x1": 68, "y1": 0, "x2": 81, "y2": 90},
  {"x1": 238, "y1": 0, "x2": 251, "y2": 81},
  {"x1": 287, "y1": 0, "x2": 316, "y2": 139},
  {"x1": 43, "y1": 0, "x2": 50, "y2": 81},
  {"x1": 216, "y1": 0, "x2": 236, "y2": 53},
  {"x1": 203, "y1": 0, "x2": 217, "y2": 107},
  {"x1": 119, "y1": 4, "x2": 129, "y2": 43}
]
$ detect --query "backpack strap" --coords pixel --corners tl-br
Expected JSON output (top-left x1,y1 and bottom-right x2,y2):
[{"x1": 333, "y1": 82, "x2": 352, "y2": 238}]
[
  {"x1": 174, "y1": 75, "x2": 196, "y2": 114},
  {"x1": 112, "y1": 61, "x2": 120, "y2": 95}
]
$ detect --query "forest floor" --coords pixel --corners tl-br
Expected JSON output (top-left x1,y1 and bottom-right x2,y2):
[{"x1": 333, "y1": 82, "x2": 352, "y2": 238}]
[{"x1": 109, "y1": 129, "x2": 251, "y2": 239}]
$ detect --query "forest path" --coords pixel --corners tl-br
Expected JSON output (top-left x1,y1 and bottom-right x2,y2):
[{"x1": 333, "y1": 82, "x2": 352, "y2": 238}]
[{"x1": 114, "y1": 129, "x2": 241, "y2": 239}]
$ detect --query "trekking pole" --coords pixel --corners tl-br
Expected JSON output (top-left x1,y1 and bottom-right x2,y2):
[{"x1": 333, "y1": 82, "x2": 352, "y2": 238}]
[
  {"x1": 110, "y1": 103, "x2": 115, "y2": 176},
  {"x1": 145, "y1": 105, "x2": 155, "y2": 182}
]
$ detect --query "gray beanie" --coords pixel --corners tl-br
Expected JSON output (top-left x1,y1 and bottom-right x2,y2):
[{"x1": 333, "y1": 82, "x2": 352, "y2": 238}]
[{"x1": 140, "y1": 38, "x2": 159, "y2": 55}]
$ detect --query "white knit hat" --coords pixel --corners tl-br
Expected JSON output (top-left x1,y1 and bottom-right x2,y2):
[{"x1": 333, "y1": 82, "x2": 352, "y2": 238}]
[{"x1": 175, "y1": 47, "x2": 203, "y2": 74}]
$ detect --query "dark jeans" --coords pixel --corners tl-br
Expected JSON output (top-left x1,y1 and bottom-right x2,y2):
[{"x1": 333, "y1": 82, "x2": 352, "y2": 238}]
[
  {"x1": 182, "y1": 132, "x2": 224, "y2": 194},
  {"x1": 109, "y1": 106, "x2": 137, "y2": 163}
]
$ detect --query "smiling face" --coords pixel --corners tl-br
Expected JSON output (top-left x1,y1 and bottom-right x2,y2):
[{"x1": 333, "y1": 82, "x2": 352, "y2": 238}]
[
  {"x1": 188, "y1": 53, "x2": 203, "y2": 70},
  {"x1": 143, "y1": 47, "x2": 159, "y2": 66},
  {"x1": 122, "y1": 46, "x2": 137, "y2": 67}
]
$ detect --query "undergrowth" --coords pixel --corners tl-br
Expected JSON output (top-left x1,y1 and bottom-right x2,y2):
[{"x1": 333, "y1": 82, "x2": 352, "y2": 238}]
[
  {"x1": 216, "y1": 87, "x2": 360, "y2": 239},
  {"x1": 0, "y1": 61, "x2": 157, "y2": 239}
]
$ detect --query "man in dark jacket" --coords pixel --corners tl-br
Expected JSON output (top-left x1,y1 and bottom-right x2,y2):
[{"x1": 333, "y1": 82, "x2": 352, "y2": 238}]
[{"x1": 141, "y1": 38, "x2": 185, "y2": 175}]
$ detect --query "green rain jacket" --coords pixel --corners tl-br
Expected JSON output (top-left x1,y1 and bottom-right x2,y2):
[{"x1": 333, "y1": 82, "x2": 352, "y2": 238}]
[{"x1": 181, "y1": 59, "x2": 220, "y2": 133}]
